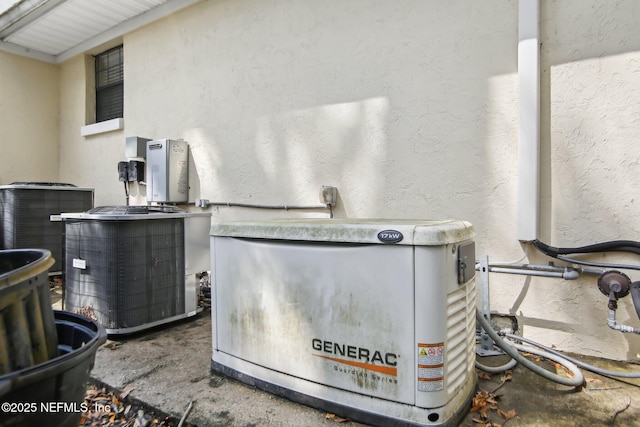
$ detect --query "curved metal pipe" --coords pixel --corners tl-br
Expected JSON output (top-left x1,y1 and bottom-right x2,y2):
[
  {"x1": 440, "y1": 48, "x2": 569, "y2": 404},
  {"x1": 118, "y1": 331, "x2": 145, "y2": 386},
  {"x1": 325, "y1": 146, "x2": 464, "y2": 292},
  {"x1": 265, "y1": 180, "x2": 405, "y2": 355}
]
[
  {"x1": 476, "y1": 309, "x2": 584, "y2": 387},
  {"x1": 505, "y1": 333, "x2": 640, "y2": 379},
  {"x1": 607, "y1": 310, "x2": 640, "y2": 334},
  {"x1": 476, "y1": 262, "x2": 583, "y2": 280}
]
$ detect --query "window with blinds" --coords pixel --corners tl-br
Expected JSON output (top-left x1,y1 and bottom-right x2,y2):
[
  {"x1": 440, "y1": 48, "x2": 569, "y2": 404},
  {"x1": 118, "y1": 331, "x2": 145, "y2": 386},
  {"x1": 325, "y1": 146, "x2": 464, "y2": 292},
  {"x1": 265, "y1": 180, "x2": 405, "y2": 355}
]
[{"x1": 95, "y1": 45, "x2": 123, "y2": 122}]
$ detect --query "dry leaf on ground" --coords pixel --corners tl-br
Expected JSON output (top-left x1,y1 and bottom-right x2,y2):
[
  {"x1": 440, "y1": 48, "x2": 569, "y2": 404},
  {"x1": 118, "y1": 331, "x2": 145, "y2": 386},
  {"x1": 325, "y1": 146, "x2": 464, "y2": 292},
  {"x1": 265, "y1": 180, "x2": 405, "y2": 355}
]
[
  {"x1": 325, "y1": 413, "x2": 350, "y2": 423},
  {"x1": 470, "y1": 389, "x2": 516, "y2": 426},
  {"x1": 498, "y1": 408, "x2": 516, "y2": 421},
  {"x1": 120, "y1": 385, "x2": 137, "y2": 399},
  {"x1": 478, "y1": 371, "x2": 492, "y2": 380}
]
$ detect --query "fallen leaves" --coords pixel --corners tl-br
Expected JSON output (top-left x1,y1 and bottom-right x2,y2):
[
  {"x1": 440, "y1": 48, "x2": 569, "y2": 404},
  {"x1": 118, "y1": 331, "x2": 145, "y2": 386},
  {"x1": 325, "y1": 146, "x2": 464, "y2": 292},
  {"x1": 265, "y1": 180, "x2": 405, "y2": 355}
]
[
  {"x1": 470, "y1": 387, "x2": 517, "y2": 426},
  {"x1": 520, "y1": 352, "x2": 578, "y2": 379},
  {"x1": 75, "y1": 305, "x2": 98, "y2": 321},
  {"x1": 473, "y1": 369, "x2": 516, "y2": 425},
  {"x1": 478, "y1": 371, "x2": 492, "y2": 380},
  {"x1": 498, "y1": 408, "x2": 517, "y2": 421},
  {"x1": 325, "y1": 413, "x2": 351, "y2": 423},
  {"x1": 477, "y1": 369, "x2": 513, "y2": 393},
  {"x1": 49, "y1": 275, "x2": 63, "y2": 289},
  {"x1": 495, "y1": 372, "x2": 512, "y2": 394},
  {"x1": 103, "y1": 340, "x2": 124, "y2": 351},
  {"x1": 470, "y1": 389, "x2": 500, "y2": 418},
  {"x1": 549, "y1": 360, "x2": 575, "y2": 378},
  {"x1": 120, "y1": 385, "x2": 137, "y2": 399},
  {"x1": 80, "y1": 383, "x2": 183, "y2": 426}
]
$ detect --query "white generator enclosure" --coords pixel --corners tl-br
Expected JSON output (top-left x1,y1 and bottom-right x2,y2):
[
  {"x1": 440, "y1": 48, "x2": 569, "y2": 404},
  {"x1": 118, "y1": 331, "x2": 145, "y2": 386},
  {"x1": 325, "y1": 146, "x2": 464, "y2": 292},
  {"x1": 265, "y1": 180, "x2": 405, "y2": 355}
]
[{"x1": 210, "y1": 219, "x2": 476, "y2": 426}]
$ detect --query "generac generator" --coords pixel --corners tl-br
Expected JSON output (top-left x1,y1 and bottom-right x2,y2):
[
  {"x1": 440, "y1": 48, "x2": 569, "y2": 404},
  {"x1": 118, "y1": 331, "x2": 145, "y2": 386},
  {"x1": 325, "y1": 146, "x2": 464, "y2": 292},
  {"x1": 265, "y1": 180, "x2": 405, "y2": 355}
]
[{"x1": 210, "y1": 219, "x2": 476, "y2": 426}]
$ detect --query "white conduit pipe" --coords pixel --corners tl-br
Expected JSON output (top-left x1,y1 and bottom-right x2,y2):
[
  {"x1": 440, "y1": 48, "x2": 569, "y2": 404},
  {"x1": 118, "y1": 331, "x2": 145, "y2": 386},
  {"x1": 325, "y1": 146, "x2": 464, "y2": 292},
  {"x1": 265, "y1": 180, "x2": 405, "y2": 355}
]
[
  {"x1": 485, "y1": 266, "x2": 579, "y2": 280},
  {"x1": 517, "y1": 0, "x2": 541, "y2": 242},
  {"x1": 607, "y1": 310, "x2": 640, "y2": 334}
]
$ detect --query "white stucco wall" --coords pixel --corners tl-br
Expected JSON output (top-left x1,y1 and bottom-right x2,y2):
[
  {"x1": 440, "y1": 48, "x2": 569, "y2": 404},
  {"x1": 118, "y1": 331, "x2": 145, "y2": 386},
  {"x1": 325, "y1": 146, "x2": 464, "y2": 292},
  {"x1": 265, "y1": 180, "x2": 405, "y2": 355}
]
[
  {"x1": 57, "y1": 54, "x2": 126, "y2": 203},
  {"x1": 13, "y1": 0, "x2": 640, "y2": 360},
  {"x1": 490, "y1": 0, "x2": 640, "y2": 360},
  {"x1": 122, "y1": 0, "x2": 520, "y2": 244},
  {"x1": 0, "y1": 51, "x2": 59, "y2": 184}
]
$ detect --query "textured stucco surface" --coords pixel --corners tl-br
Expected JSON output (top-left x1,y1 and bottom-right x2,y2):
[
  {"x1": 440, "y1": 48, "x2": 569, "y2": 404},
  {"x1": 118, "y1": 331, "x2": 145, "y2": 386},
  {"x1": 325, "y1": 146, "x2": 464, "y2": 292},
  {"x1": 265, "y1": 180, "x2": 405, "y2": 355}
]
[
  {"x1": 519, "y1": 0, "x2": 640, "y2": 360},
  {"x1": 57, "y1": 54, "x2": 126, "y2": 204},
  {"x1": 122, "y1": 0, "x2": 520, "y2": 250},
  {"x1": 0, "y1": 51, "x2": 59, "y2": 183},
  {"x1": 4, "y1": 0, "x2": 640, "y2": 359}
]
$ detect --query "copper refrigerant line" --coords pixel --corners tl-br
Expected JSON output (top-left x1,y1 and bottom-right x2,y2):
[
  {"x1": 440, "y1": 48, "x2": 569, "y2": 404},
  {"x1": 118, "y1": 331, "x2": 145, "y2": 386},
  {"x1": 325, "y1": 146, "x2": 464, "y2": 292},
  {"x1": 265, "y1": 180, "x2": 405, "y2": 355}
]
[{"x1": 476, "y1": 239, "x2": 640, "y2": 385}]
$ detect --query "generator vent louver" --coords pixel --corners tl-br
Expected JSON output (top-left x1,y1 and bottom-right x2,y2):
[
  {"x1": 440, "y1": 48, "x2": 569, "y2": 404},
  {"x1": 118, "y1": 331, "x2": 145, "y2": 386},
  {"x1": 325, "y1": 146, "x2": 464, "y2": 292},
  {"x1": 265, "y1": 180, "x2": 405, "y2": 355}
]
[
  {"x1": 445, "y1": 279, "x2": 477, "y2": 398},
  {"x1": 0, "y1": 183, "x2": 94, "y2": 272}
]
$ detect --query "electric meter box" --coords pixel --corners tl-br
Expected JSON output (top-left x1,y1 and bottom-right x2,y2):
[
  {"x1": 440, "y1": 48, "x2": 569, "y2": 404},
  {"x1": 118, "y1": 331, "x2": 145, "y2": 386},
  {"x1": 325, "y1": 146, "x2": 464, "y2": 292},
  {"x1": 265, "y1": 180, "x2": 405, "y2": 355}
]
[
  {"x1": 210, "y1": 218, "x2": 477, "y2": 427},
  {"x1": 146, "y1": 139, "x2": 189, "y2": 203}
]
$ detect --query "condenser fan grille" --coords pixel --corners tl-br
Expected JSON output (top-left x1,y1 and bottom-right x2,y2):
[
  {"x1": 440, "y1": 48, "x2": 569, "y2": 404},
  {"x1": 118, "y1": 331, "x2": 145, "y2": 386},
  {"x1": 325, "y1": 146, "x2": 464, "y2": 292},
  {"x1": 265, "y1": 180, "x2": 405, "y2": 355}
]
[{"x1": 64, "y1": 217, "x2": 185, "y2": 329}]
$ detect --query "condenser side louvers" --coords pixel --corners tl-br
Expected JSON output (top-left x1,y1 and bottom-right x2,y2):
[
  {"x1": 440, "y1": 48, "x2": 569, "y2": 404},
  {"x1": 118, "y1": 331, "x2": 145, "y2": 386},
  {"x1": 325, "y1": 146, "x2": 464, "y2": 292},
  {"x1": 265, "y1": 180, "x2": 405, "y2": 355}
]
[
  {"x1": 0, "y1": 183, "x2": 94, "y2": 273},
  {"x1": 64, "y1": 217, "x2": 185, "y2": 329},
  {"x1": 62, "y1": 206, "x2": 211, "y2": 334}
]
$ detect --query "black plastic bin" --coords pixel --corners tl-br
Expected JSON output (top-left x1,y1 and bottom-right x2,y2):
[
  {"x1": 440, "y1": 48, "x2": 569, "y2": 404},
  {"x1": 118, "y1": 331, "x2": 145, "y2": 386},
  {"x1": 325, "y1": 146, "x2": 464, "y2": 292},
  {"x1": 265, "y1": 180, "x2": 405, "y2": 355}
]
[
  {"x1": 0, "y1": 249, "x2": 58, "y2": 374},
  {"x1": 0, "y1": 311, "x2": 107, "y2": 427}
]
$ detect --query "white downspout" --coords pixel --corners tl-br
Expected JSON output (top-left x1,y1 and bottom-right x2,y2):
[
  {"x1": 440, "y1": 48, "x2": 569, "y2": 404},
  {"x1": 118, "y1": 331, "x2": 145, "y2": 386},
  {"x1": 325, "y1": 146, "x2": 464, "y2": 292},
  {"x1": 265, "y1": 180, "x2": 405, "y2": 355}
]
[{"x1": 517, "y1": 0, "x2": 540, "y2": 241}]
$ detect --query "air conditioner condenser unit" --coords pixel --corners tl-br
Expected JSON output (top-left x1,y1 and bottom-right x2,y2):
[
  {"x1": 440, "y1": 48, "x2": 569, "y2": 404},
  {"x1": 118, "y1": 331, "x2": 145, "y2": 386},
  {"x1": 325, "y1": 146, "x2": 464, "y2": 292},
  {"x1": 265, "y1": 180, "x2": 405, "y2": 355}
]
[
  {"x1": 0, "y1": 182, "x2": 93, "y2": 273},
  {"x1": 63, "y1": 205, "x2": 211, "y2": 334}
]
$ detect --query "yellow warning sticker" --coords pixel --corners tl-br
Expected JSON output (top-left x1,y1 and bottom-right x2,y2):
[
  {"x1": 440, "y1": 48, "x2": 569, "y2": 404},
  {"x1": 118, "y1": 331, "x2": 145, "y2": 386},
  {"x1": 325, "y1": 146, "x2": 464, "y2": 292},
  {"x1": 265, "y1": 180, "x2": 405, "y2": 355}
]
[{"x1": 417, "y1": 343, "x2": 444, "y2": 392}]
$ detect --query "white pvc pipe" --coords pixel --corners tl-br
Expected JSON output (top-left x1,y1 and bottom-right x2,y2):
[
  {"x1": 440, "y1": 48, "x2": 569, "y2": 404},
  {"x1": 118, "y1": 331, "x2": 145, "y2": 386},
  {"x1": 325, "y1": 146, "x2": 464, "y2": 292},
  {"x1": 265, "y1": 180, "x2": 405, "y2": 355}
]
[{"x1": 517, "y1": 0, "x2": 540, "y2": 242}]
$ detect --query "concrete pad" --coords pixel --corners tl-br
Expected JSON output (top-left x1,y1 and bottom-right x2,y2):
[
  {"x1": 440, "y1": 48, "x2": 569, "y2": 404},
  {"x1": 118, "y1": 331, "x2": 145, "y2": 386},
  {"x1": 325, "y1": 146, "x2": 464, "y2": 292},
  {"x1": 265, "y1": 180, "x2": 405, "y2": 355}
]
[
  {"x1": 466, "y1": 353, "x2": 640, "y2": 426},
  {"x1": 50, "y1": 279, "x2": 640, "y2": 427},
  {"x1": 87, "y1": 309, "x2": 640, "y2": 426},
  {"x1": 89, "y1": 312, "x2": 367, "y2": 427}
]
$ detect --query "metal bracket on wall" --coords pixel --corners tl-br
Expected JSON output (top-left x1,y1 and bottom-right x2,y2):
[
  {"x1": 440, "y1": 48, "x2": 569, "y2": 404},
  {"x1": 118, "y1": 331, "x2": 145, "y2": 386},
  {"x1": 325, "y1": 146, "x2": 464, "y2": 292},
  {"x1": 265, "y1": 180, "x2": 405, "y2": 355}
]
[{"x1": 477, "y1": 255, "x2": 505, "y2": 357}]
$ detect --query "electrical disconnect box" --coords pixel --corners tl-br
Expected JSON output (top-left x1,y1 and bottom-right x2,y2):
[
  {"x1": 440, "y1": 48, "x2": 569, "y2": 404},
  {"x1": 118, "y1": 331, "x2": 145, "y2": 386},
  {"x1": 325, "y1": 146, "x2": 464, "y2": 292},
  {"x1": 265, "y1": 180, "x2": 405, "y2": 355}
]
[
  {"x1": 117, "y1": 161, "x2": 145, "y2": 183},
  {"x1": 146, "y1": 139, "x2": 189, "y2": 203},
  {"x1": 126, "y1": 136, "x2": 151, "y2": 158},
  {"x1": 117, "y1": 162, "x2": 128, "y2": 182},
  {"x1": 319, "y1": 185, "x2": 338, "y2": 206},
  {"x1": 128, "y1": 160, "x2": 144, "y2": 183}
]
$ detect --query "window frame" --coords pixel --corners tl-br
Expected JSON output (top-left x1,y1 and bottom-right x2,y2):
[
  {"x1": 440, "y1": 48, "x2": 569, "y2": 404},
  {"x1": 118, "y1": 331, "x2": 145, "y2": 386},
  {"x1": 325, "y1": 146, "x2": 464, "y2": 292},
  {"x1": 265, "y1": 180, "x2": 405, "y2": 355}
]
[{"x1": 94, "y1": 44, "x2": 124, "y2": 123}]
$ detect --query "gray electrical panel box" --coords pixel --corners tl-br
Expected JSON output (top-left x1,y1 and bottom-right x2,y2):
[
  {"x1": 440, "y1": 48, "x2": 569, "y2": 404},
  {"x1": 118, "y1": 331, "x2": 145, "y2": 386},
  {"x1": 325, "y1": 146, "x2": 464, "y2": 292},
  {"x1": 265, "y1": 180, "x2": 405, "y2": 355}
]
[
  {"x1": 126, "y1": 136, "x2": 151, "y2": 158},
  {"x1": 146, "y1": 139, "x2": 189, "y2": 203}
]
